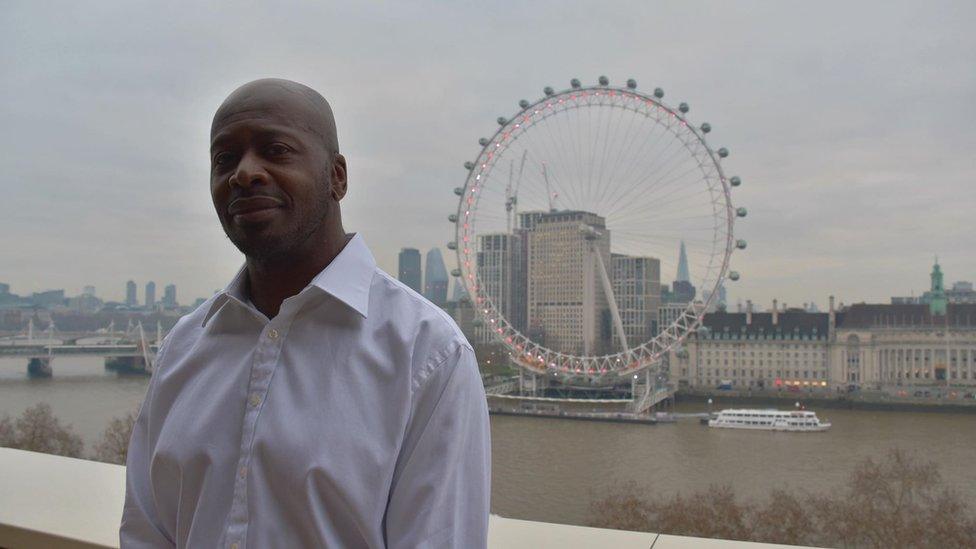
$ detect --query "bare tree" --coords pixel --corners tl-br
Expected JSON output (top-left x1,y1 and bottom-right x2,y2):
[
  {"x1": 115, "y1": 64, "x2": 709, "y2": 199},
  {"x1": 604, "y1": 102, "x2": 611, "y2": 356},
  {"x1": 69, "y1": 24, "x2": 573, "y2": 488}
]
[
  {"x1": 92, "y1": 410, "x2": 137, "y2": 464},
  {"x1": 0, "y1": 403, "x2": 83, "y2": 458},
  {"x1": 588, "y1": 482, "x2": 652, "y2": 531},
  {"x1": 812, "y1": 449, "x2": 976, "y2": 548},
  {"x1": 646, "y1": 485, "x2": 755, "y2": 542},
  {"x1": 750, "y1": 489, "x2": 818, "y2": 546},
  {"x1": 588, "y1": 449, "x2": 976, "y2": 548}
]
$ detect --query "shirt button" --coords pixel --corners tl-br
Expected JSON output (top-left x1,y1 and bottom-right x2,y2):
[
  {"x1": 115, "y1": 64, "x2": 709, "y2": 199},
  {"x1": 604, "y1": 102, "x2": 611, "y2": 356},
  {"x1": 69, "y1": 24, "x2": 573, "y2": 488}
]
[
  {"x1": 249, "y1": 393, "x2": 261, "y2": 407},
  {"x1": 268, "y1": 328, "x2": 279, "y2": 340}
]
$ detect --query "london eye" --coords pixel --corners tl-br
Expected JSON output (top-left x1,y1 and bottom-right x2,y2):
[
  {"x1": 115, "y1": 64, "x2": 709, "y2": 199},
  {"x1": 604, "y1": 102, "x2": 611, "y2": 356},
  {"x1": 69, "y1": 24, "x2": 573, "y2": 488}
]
[{"x1": 450, "y1": 77, "x2": 744, "y2": 381}]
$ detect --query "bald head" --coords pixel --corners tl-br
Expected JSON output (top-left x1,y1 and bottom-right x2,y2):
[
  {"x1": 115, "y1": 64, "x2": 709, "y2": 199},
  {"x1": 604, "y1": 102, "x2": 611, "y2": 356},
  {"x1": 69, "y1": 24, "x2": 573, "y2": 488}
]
[{"x1": 212, "y1": 78, "x2": 339, "y2": 154}]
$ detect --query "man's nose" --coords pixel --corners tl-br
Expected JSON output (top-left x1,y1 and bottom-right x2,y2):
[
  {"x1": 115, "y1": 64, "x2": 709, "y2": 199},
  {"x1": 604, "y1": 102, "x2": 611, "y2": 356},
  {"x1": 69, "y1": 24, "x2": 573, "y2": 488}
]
[{"x1": 229, "y1": 150, "x2": 269, "y2": 189}]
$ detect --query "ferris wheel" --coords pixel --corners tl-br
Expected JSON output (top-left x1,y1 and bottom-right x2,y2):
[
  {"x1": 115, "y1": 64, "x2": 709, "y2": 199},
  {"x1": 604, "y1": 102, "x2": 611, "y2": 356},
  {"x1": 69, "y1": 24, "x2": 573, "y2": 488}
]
[{"x1": 449, "y1": 76, "x2": 745, "y2": 380}]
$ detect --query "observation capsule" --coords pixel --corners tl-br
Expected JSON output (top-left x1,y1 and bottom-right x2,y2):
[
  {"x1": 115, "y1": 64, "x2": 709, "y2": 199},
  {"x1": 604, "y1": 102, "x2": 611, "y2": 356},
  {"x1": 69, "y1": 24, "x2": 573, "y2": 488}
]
[
  {"x1": 700, "y1": 122, "x2": 711, "y2": 133},
  {"x1": 544, "y1": 86, "x2": 555, "y2": 96},
  {"x1": 570, "y1": 78, "x2": 581, "y2": 88},
  {"x1": 453, "y1": 187, "x2": 464, "y2": 196},
  {"x1": 654, "y1": 87, "x2": 664, "y2": 98},
  {"x1": 736, "y1": 207, "x2": 747, "y2": 218},
  {"x1": 496, "y1": 116, "x2": 507, "y2": 125},
  {"x1": 478, "y1": 137, "x2": 490, "y2": 146},
  {"x1": 448, "y1": 214, "x2": 458, "y2": 223},
  {"x1": 730, "y1": 176, "x2": 741, "y2": 187},
  {"x1": 447, "y1": 241, "x2": 457, "y2": 250},
  {"x1": 718, "y1": 147, "x2": 729, "y2": 158},
  {"x1": 450, "y1": 268, "x2": 461, "y2": 277},
  {"x1": 463, "y1": 161, "x2": 475, "y2": 170},
  {"x1": 598, "y1": 75, "x2": 609, "y2": 86},
  {"x1": 736, "y1": 239, "x2": 747, "y2": 250},
  {"x1": 679, "y1": 102, "x2": 689, "y2": 113},
  {"x1": 729, "y1": 271, "x2": 741, "y2": 281},
  {"x1": 518, "y1": 99, "x2": 530, "y2": 109},
  {"x1": 626, "y1": 78, "x2": 637, "y2": 89}
]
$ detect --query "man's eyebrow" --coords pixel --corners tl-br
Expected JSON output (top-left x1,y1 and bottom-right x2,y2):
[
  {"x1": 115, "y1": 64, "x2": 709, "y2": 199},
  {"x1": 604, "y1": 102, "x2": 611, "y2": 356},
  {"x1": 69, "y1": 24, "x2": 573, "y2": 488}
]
[{"x1": 210, "y1": 126, "x2": 305, "y2": 153}]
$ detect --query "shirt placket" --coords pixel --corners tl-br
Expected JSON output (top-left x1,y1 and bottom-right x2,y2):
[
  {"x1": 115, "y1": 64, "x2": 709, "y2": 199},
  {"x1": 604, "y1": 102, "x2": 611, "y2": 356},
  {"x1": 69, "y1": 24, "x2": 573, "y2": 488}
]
[{"x1": 224, "y1": 321, "x2": 287, "y2": 549}]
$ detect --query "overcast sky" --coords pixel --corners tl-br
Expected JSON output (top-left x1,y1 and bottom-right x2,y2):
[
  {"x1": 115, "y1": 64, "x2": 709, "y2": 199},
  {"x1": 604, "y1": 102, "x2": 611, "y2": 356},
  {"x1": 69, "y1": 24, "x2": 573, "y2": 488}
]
[{"x1": 2, "y1": 1, "x2": 974, "y2": 310}]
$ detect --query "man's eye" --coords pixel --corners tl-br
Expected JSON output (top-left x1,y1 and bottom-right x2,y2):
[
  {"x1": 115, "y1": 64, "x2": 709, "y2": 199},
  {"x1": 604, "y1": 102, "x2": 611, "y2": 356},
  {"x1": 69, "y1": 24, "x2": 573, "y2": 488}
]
[
  {"x1": 213, "y1": 152, "x2": 235, "y2": 166},
  {"x1": 266, "y1": 143, "x2": 290, "y2": 156}
]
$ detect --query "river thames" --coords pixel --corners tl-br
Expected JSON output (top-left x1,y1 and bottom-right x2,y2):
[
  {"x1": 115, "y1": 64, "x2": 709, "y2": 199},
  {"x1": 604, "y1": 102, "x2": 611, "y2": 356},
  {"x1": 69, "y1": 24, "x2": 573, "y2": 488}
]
[{"x1": 3, "y1": 357, "x2": 975, "y2": 527}]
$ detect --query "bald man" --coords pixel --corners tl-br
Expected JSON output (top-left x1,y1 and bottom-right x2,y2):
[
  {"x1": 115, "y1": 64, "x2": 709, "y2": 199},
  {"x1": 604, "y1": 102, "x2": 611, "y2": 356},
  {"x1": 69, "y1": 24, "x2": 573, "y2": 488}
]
[{"x1": 121, "y1": 79, "x2": 491, "y2": 548}]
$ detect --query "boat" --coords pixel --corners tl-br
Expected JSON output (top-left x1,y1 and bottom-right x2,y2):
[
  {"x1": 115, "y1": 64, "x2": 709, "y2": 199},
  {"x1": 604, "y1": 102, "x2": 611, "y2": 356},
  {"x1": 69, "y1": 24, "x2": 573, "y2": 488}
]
[{"x1": 708, "y1": 408, "x2": 831, "y2": 432}]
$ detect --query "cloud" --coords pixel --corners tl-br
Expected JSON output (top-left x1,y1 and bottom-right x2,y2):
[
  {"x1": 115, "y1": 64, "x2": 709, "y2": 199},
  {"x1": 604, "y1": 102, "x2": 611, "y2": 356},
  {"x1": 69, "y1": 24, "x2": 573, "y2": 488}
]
[{"x1": 1, "y1": 1, "x2": 974, "y2": 307}]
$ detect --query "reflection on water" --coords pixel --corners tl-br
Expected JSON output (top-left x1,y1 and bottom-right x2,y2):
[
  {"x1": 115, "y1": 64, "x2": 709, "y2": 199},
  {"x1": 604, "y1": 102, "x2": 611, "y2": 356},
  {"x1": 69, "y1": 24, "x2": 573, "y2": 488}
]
[{"x1": 3, "y1": 358, "x2": 975, "y2": 527}]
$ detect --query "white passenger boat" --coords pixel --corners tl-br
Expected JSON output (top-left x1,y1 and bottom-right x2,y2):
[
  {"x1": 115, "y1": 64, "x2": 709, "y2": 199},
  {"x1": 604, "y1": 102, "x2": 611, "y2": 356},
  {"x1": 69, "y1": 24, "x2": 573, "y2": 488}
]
[{"x1": 708, "y1": 408, "x2": 831, "y2": 432}]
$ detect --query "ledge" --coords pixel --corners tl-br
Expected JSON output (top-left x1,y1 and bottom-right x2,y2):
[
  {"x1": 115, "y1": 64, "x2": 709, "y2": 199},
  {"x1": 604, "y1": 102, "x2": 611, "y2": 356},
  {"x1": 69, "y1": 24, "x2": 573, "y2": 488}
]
[{"x1": 0, "y1": 447, "x2": 805, "y2": 548}]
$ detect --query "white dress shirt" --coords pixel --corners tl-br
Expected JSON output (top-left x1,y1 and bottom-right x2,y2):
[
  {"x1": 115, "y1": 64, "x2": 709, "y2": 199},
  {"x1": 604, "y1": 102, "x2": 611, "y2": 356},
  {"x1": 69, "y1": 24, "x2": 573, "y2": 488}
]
[{"x1": 121, "y1": 234, "x2": 491, "y2": 548}]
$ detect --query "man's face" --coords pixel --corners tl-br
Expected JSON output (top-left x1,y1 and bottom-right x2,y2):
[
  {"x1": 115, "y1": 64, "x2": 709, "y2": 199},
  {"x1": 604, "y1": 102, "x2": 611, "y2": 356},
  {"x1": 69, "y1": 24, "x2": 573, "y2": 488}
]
[{"x1": 210, "y1": 102, "x2": 338, "y2": 261}]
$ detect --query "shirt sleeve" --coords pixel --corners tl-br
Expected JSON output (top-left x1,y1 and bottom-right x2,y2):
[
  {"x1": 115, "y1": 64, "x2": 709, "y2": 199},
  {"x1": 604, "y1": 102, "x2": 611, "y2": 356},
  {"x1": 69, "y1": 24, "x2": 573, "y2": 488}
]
[
  {"x1": 384, "y1": 343, "x2": 491, "y2": 549},
  {"x1": 120, "y1": 343, "x2": 175, "y2": 548}
]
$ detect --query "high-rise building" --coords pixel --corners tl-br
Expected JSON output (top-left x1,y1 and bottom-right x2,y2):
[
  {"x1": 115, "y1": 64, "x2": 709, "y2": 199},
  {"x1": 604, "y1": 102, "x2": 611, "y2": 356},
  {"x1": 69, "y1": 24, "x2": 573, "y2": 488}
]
[
  {"x1": 145, "y1": 281, "x2": 156, "y2": 309},
  {"x1": 0, "y1": 283, "x2": 9, "y2": 295},
  {"x1": 676, "y1": 240, "x2": 690, "y2": 283},
  {"x1": 126, "y1": 280, "x2": 137, "y2": 306},
  {"x1": 450, "y1": 278, "x2": 468, "y2": 302},
  {"x1": 611, "y1": 254, "x2": 661, "y2": 350},
  {"x1": 525, "y1": 210, "x2": 612, "y2": 356},
  {"x1": 82, "y1": 285, "x2": 96, "y2": 297},
  {"x1": 423, "y1": 248, "x2": 449, "y2": 307},
  {"x1": 397, "y1": 248, "x2": 422, "y2": 294},
  {"x1": 670, "y1": 241, "x2": 696, "y2": 303},
  {"x1": 476, "y1": 232, "x2": 527, "y2": 343},
  {"x1": 163, "y1": 284, "x2": 177, "y2": 308}
]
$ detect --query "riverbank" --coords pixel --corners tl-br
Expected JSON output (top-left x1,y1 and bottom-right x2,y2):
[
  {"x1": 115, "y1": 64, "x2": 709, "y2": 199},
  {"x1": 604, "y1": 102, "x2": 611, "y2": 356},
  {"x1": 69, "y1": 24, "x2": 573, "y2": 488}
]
[
  {"x1": 677, "y1": 390, "x2": 976, "y2": 414},
  {"x1": 488, "y1": 407, "x2": 657, "y2": 425}
]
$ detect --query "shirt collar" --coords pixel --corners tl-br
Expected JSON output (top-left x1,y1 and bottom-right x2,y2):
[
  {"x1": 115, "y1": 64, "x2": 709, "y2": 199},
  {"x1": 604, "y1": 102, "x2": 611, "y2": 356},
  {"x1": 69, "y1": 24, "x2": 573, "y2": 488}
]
[{"x1": 202, "y1": 233, "x2": 376, "y2": 326}]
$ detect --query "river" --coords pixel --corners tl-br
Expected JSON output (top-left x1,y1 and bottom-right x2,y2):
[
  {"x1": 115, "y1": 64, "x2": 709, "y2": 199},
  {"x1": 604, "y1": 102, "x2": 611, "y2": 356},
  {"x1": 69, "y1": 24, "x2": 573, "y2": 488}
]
[{"x1": 3, "y1": 357, "x2": 975, "y2": 527}]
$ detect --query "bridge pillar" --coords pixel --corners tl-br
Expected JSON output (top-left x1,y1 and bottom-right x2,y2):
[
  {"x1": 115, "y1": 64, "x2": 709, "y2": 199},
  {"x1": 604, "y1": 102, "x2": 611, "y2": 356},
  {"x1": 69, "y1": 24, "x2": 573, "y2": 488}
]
[{"x1": 27, "y1": 357, "x2": 53, "y2": 378}]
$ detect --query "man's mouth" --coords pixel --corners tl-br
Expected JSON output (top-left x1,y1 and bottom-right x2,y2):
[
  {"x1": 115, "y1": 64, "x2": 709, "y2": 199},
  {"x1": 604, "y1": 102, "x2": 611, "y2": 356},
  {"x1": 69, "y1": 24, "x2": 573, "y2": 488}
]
[{"x1": 228, "y1": 196, "x2": 285, "y2": 222}]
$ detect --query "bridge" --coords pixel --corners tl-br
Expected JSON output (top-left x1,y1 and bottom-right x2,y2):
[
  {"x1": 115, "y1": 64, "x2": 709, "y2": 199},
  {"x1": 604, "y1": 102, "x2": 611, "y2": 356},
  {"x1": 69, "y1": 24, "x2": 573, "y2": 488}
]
[{"x1": 1, "y1": 319, "x2": 164, "y2": 377}]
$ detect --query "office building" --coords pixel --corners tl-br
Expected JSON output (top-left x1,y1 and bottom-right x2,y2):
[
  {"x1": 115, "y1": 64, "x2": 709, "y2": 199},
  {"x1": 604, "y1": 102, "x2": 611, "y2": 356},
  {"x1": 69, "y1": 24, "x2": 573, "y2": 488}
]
[
  {"x1": 126, "y1": 280, "x2": 137, "y2": 306},
  {"x1": 145, "y1": 281, "x2": 156, "y2": 309},
  {"x1": 397, "y1": 248, "x2": 422, "y2": 294},
  {"x1": 423, "y1": 248, "x2": 449, "y2": 307}
]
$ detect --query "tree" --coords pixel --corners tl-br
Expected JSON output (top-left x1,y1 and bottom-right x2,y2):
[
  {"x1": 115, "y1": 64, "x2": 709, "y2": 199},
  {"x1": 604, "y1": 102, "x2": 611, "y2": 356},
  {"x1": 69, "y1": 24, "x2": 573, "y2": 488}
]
[
  {"x1": 0, "y1": 403, "x2": 84, "y2": 458},
  {"x1": 588, "y1": 482, "x2": 652, "y2": 531},
  {"x1": 588, "y1": 449, "x2": 976, "y2": 548},
  {"x1": 646, "y1": 485, "x2": 755, "y2": 542},
  {"x1": 812, "y1": 449, "x2": 976, "y2": 548},
  {"x1": 92, "y1": 410, "x2": 137, "y2": 465}
]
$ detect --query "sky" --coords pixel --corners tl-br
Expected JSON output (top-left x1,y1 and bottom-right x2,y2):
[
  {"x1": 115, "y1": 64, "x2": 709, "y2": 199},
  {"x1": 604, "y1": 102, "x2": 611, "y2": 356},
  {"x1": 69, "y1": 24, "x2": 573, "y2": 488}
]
[{"x1": 2, "y1": 1, "x2": 974, "y2": 310}]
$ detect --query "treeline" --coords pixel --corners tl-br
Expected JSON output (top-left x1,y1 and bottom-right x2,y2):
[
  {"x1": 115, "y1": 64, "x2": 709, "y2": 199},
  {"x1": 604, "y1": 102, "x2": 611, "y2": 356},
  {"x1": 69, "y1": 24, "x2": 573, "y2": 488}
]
[
  {"x1": 589, "y1": 449, "x2": 976, "y2": 548},
  {"x1": 0, "y1": 403, "x2": 135, "y2": 465}
]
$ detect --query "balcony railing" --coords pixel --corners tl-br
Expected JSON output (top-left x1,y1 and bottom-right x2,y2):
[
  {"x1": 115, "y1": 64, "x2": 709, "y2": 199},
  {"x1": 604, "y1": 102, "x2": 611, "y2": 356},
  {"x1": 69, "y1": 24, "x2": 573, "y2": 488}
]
[{"x1": 0, "y1": 447, "x2": 808, "y2": 548}]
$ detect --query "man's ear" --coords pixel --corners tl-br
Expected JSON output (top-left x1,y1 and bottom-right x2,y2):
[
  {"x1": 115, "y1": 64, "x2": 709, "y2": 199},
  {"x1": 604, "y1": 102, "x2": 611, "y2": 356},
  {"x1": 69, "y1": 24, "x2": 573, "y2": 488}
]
[{"x1": 331, "y1": 153, "x2": 348, "y2": 201}]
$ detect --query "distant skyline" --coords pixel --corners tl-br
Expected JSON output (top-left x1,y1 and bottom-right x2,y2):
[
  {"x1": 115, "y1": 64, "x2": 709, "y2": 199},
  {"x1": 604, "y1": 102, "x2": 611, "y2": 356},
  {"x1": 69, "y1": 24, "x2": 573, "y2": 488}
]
[{"x1": 2, "y1": 1, "x2": 974, "y2": 309}]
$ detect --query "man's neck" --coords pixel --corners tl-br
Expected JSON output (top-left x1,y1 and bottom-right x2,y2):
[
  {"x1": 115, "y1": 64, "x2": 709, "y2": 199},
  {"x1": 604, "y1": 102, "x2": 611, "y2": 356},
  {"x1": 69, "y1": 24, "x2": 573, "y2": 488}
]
[{"x1": 245, "y1": 232, "x2": 349, "y2": 319}]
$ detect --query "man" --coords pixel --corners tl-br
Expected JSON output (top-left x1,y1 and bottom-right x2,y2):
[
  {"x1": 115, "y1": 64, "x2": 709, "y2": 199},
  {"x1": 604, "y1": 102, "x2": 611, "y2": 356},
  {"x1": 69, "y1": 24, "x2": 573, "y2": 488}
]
[{"x1": 121, "y1": 79, "x2": 491, "y2": 548}]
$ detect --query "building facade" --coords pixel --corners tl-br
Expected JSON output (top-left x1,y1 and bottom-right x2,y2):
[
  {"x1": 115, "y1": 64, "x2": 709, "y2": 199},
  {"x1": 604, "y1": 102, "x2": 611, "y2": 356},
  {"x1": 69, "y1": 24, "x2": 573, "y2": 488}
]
[
  {"x1": 672, "y1": 297, "x2": 976, "y2": 393},
  {"x1": 423, "y1": 248, "x2": 449, "y2": 307},
  {"x1": 144, "y1": 281, "x2": 156, "y2": 309},
  {"x1": 611, "y1": 254, "x2": 661, "y2": 349},
  {"x1": 525, "y1": 210, "x2": 611, "y2": 356},
  {"x1": 126, "y1": 280, "x2": 137, "y2": 306},
  {"x1": 397, "y1": 248, "x2": 422, "y2": 294}
]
